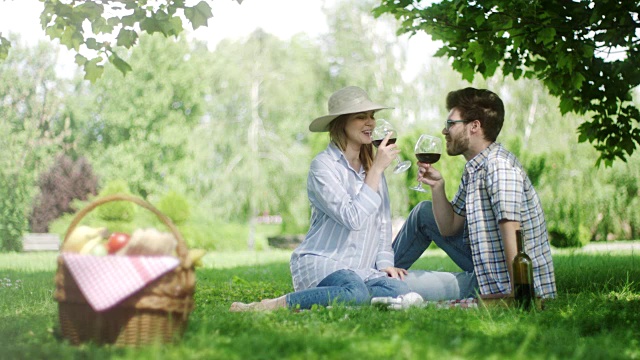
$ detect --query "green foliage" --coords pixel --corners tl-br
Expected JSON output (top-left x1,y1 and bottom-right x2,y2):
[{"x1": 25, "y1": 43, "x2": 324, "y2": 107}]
[
  {"x1": 95, "y1": 180, "x2": 136, "y2": 222},
  {"x1": 0, "y1": 35, "x2": 9, "y2": 60},
  {"x1": 187, "y1": 28, "x2": 332, "y2": 228},
  {"x1": 374, "y1": 0, "x2": 640, "y2": 165},
  {"x1": 175, "y1": 221, "x2": 273, "y2": 251},
  {"x1": 3, "y1": 1, "x2": 640, "y2": 248},
  {"x1": 156, "y1": 191, "x2": 191, "y2": 225},
  {"x1": 0, "y1": 174, "x2": 29, "y2": 251},
  {"x1": 0, "y1": 38, "x2": 73, "y2": 250},
  {"x1": 549, "y1": 225, "x2": 591, "y2": 249},
  {"x1": 183, "y1": 1, "x2": 214, "y2": 29},
  {"x1": 67, "y1": 34, "x2": 210, "y2": 199},
  {"x1": 29, "y1": 0, "x2": 225, "y2": 81}
]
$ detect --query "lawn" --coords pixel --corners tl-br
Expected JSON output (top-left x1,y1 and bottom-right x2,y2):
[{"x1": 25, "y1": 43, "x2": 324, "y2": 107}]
[{"x1": 0, "y1": 248, "x2": 638, "y2": 360}]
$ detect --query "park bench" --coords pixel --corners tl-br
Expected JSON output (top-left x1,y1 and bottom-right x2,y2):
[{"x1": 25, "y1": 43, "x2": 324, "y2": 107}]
[{"x1": 22, "y1": 233, "x2": 61, "y2": 252}]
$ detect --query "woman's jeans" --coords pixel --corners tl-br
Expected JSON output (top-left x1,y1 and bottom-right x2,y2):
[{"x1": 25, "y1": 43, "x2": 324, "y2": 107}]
[
  {"x1": 393, "y1": 201, "x2": 479, "y2": 300},
  {"x1": 286, "y1": 269, "x2": 410, "y2": 309}
]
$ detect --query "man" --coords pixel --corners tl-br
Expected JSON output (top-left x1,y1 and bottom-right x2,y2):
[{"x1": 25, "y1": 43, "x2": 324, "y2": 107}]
[{"x1": 393, "y1": 87, "x2": 557, "y2": 300}]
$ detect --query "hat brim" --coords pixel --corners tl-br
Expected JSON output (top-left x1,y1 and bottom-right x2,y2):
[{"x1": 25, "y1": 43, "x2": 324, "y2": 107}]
[{"x1": 309, "y1": 102, "x2": 393, "y2": 132}]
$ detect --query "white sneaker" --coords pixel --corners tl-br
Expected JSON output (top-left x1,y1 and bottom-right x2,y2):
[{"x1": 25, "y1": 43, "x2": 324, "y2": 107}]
[{"x1": 371, "y1": 292, "x2": 425, "y2": 309}]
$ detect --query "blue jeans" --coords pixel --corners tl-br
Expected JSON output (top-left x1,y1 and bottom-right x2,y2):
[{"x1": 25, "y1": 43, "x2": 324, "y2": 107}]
[
  {"x1": 285, "y1": 269, "x2": 410, "y2": 309},
  {"x1": 393, "y1": 201, "x2": 479, "y2": 300}
]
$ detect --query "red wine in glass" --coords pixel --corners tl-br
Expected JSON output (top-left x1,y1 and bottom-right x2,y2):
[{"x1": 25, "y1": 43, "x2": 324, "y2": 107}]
[
  {"x1": 415, "y1": 153, "x2": 441, "y2": 164},
  {"x1": 410, "y1": 134, "x2": 443, "y2": 193},
  {"x1": 372, "y1": 138, "x2": 397, "y2": 148}
]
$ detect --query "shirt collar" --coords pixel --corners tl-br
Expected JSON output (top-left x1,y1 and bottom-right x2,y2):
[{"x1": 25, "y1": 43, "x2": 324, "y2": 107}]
[
  {"x1": 327, "y1": 142, "x2": 343, "y2": 161},
  {"x1": 327, "y1": 142, "x2": 365, "y2": 175},
  {"x1": 466, "y1": 142, "x2": 499, "y2": 173}
]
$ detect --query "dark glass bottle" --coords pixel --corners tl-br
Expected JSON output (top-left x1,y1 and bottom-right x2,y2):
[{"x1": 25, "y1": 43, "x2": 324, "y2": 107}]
[{"x1": 513, "y1": 229, "x2": 535, "y2": 310}]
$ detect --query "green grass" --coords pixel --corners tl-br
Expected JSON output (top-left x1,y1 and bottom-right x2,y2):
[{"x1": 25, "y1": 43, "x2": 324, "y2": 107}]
[{"x1": 0, "y1": 249, "x2": 639, "y2": 359}]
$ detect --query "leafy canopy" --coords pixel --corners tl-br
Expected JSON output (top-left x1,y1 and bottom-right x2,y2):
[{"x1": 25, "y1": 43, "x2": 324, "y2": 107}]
[
  {"x1": 373, "y1": 0, "x2": 640, "y2": 165},
  {"x1": 0, "y1": 0, "x2": 242, "y2": 82}
]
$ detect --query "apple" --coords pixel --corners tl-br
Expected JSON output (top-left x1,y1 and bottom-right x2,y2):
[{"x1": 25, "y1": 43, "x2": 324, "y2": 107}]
[
  {"x1": 79, "y1": 237, "x2": 103, "y2": 254},
  {"x1": 107, "y1": 232, "x2": 130, "y2": 254},
  {"x1": 90, "y1": 243, "x2": 108, "y2": 256}
]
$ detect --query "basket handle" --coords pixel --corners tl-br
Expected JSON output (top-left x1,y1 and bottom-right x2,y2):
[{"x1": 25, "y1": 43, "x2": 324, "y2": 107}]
[{"x1": 63, "y1": 194, "x2": 189, "y2": 265}]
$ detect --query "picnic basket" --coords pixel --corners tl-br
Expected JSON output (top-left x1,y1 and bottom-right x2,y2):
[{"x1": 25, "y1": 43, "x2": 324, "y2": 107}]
[{"x1": 53, "y1": 194, "x2": 196, "y2": 346}]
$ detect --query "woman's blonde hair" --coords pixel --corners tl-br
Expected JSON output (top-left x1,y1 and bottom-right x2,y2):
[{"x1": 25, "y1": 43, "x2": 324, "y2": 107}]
[{"x1": 328, "y1": 114, "x2": 374, "y2": 172}]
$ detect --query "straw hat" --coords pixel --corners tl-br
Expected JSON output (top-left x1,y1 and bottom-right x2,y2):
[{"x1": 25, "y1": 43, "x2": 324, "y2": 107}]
[{"x1": 309, "y1": 86, "x2": 392, "y2": 132}]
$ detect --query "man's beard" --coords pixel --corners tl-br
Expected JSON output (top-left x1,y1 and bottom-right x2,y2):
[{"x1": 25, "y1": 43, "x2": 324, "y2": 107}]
[{"x1": 446, "y1": 133, "x2": 469, "y2": 156}]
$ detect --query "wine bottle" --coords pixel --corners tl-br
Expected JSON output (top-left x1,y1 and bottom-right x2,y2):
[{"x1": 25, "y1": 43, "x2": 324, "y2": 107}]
[{"x1": 513, "y1": 229, "x2": 535, "y2": 310}]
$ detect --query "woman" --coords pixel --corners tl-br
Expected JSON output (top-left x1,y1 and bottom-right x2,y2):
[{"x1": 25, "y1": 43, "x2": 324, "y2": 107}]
[{"x1": 230, "y1": 86, "x2": 411, "y2": 311}]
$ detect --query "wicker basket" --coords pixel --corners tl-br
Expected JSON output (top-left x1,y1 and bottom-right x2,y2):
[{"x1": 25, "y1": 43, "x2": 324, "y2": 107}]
[{"x1": 54, "y1": 194, "x2": 196, "y2": 346}]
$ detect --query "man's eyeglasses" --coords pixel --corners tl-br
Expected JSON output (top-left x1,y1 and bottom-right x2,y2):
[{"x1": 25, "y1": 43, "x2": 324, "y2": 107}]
[{"x1": 444, "y1": 119, "x2": 471, "y2": 131}]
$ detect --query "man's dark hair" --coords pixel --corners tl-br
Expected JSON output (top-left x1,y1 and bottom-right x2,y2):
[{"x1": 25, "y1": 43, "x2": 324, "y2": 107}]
[{"x1": 446, "y1": 87, "x2": 505, "y2": 142}]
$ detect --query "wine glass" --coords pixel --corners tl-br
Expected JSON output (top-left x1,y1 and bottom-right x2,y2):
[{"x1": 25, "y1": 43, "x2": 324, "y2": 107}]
[
  {"x1": 371, "y1": 119, "x2": 412, "y2": 174},
  {"x1": 409, "y1": 134, "x2": 443, "y2": 192}
]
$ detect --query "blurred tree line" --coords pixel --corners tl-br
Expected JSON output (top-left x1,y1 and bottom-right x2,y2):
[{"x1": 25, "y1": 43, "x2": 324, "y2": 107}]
[{"x1": 1, "y1": 0, "x2": 638, "y2": 251}]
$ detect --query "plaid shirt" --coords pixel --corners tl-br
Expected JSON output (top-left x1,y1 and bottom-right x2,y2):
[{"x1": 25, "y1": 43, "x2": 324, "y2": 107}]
[{"x1": 451, "y1": 143, "x2": 557, "y2": 298}]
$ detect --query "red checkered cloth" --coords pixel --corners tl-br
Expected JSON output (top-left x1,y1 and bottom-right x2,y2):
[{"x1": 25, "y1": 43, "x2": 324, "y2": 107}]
[{"x1": 62, "y1": 253, "x2": 180, "y2": 311}]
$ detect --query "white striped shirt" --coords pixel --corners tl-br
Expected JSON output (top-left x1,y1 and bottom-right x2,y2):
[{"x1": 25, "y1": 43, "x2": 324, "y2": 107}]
[{"x1": 290, "y1": 142, "x2": 394, "y2": 291}]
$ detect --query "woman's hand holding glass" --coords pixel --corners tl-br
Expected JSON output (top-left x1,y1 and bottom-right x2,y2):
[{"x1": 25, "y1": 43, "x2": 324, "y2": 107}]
[
  {"x1": 372, "y1": 119, "x2": 411, "y2": 174},
  {"x1": 371, "y1": 131, "x2": 400, "y2": 172}
]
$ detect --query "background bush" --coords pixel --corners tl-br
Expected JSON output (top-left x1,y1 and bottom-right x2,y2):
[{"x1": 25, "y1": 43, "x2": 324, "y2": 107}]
[
  {"x1": 29, "y1": 155, "x2": 99, "y2": 232},
  {"x1": 95, "y1": 179, "x2": 136, "y2": 222},
  {"x1": 549, "y1": 225, "x2": 591, "y2": 248},
  {"x1": 156, "y1": 191, "x2": 191, "y2": 225},
  {"x1": 0, "y1": 174, "x2": 29, "y2": 251}
]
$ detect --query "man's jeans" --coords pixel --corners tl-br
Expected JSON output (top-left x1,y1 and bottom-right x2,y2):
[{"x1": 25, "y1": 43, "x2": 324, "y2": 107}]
[
  {"x1": 286, "y1": 269, "x2": 410, "y2": 309},
  {"x1": 393, "y1": 201, "x2": 479, "y2": 300}
]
